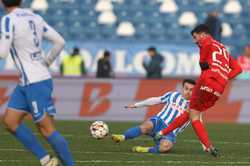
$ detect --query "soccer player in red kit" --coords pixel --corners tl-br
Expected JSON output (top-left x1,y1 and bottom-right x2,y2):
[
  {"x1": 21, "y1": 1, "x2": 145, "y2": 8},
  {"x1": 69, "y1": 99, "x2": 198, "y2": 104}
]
[{"x1": 156, "y1": 24, "x2": 242, "y2": 157}]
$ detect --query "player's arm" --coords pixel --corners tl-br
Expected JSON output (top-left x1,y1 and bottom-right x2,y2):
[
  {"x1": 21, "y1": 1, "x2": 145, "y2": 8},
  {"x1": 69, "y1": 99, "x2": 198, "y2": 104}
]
[
  {"x1": 0, "y1": 16, "x2": 13, "y2": 59},
  {"x1": 125, "y1": 97, "x2": 162, "y2": 109},
  {"x1": 42, "y1": 21, "x2": 65, "y2": 66},
  {"x1": 125, "y1": 92, "x2": 171, "y2": 109},
  {"x1": 199, "y1": 44, "x2": 210, "y2": 71},
  {"x1": 228, "y1": 55, "x2": 242, "y2": 79}
]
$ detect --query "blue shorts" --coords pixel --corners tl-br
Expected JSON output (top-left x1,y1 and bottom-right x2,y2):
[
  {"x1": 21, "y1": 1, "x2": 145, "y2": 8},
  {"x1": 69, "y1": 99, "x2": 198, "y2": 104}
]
[
  {"x1": 8, "y1": 79, "x2": 56, "y2": 123},
  {"x1": 149, "y1": 116, "x2": 176, "y2": 145}
]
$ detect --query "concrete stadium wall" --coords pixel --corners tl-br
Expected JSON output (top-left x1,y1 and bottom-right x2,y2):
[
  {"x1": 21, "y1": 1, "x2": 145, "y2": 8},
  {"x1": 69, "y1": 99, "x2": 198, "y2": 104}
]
[{"x1": 0, "y1": 76, "x2": 249, "y2": 123}]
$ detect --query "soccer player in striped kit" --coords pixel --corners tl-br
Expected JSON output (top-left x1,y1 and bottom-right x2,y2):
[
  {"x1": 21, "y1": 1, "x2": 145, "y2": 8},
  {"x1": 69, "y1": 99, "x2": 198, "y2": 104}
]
[
  {"x1": 112, "y1": 79, "x2": 196, "y2": 153},
  {"x1": 0, "y1": 0, "x2": 73, "y2": 165}
]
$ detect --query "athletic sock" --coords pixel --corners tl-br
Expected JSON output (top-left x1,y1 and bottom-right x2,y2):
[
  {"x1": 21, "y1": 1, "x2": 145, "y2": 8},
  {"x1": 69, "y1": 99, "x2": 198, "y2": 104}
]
[
  {"x1": 47, "y1": 131, "x2": 74, "y2": 166},
  {"x1": 192, "y1": 120, "x2": 211, "y2": 149},
  {"x1": 123, "y1": 126, "x2": 142, "y2": 140},
  {"x1": 40, "y1": 155, "x2": 50, "y2": 166},
  {"x1": 161, "y1": 111, "x2": 190, "y2": 135},
  {"x1": 13, "y1": 124, "x2": 48, "y2": 160},
  {"x1": 148, "y1": 145, "x2": 160, "y2": 153}
]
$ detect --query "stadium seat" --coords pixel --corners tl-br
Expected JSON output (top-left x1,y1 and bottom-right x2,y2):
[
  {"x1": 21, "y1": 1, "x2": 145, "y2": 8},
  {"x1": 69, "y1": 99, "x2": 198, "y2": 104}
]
[
  {"x1": 159, "y1": 0, "x2": 178, "y2": 14},
  {"x1": 222, "y1": 22, "x2": 233, "y2": 37},
  {"x1": 98, "y1": 11, "x2": 117, "y2": 25},
  {"x1": 31, "y1": 0, "x2": 48, "y2": 12},
  {"x1": 178, "y1": 11, "x2": 198, "y2": 27},
  {"x1": 95, "y1": 0, "x2": 113, "y2": 12},
  {"x1": 10, "y1": 0, "x2": 248, "y2": 54},
  {"x1": 117, "y1": 21, "x2": 135, "y2": 37},
  {"x1": 223, "y1": 0, "x2": 242, "y2": 14}
]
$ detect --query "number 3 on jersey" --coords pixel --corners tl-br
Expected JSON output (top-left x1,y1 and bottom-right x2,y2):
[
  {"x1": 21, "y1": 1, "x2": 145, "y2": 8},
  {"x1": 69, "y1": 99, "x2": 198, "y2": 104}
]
[{"x1": 29, "y1": 20, "x2": 39, "y2": 47}]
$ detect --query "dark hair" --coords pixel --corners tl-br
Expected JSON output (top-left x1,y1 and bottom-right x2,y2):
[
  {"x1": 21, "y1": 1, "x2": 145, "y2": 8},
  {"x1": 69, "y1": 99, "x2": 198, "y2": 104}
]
[
  {"x1": 104, "y1": 50, "x2": 111, "y2": 57},
  {"x1": 72, "y1": 47, "x2": 80, "y2": 55},
  {"x1": 182, "y1": 79, "x2": 196, "y2": 86},
  {"x1": 2, "y1": 0, "x2": 22, "y2": 7},
  {"x1": 191, "y1": 24, "x2": 211, "y2": 36},
  {"x1": 147, "y1": 47, "x2": 156, "y2": 52}
]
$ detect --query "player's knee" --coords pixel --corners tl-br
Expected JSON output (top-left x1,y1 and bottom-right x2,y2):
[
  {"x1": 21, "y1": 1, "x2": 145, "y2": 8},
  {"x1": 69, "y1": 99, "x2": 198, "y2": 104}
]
[
  {"x1": 190, "y1": 110, "x2": 201, "y2": 121},
  {"x1": 159, "y1": 141, "x2": 173, "y2": 153},
  {"x1": 37, "y1": 114, "x2": 56, "y2": 137},
  {"x1": 139, "y1": 121, "x2": 153, "y2": 134},
  {"x1": 139, "y1": 126, "x2": 151, "y2": 134},
  {"x1": 37, "y1": 123, "x2": 55, "y2": 138},
  {"x1": 2, "y1": 115, "x2": 18, "y2": 132},
  {"x1": 139, "y1": 127, "x2": 147, "y2": 134}
]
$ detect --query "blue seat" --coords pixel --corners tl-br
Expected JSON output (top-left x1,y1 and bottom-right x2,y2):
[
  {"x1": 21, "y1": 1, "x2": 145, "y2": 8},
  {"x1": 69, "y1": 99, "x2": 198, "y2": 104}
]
[{"x1": 15, "y1": 0, "x2": 245, "y2": 54}]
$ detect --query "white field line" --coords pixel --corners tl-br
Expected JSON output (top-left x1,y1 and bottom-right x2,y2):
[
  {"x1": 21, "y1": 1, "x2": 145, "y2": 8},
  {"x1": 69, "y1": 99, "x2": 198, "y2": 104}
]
[
  {"x1": 1, "y1": 148, "x2": 250, "y2": 160},
  {"x1": 0, "y1": 159, "x2": 250, "y2": 165},
  {"x1": 75, "y1": 160, "x2": 250, "y2": 165},
  {"x1": 2, "y1": 132, "x2": 250, "y2": 146},
  {"x1": 0, "y1": 148, "x2": 193, "y2": 157}
]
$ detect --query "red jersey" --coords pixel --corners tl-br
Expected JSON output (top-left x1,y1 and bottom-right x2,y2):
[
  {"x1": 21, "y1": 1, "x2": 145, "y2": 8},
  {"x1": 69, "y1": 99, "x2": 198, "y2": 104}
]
[
  {"x1": 237, "y1": 55, "x2": 250, "y2": 72},
  {"x1": 198, "y1": 35, "x2": 242, "y2": 86}
]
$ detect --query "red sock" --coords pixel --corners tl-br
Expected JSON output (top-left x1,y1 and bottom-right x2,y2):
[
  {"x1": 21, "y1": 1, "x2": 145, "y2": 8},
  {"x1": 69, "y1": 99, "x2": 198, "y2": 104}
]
[
  {"x1": 161, "y1": 111, "x2": 190, "y2": 135},
  {"x1": 192, "y1": 120, "x2": 211, "y2": 149}
]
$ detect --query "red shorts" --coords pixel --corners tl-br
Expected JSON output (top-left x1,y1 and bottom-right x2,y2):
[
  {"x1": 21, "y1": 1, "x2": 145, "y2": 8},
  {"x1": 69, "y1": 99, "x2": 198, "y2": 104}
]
[{"x1": 189, "y1": 77, "x2": 225, "y2": 112}]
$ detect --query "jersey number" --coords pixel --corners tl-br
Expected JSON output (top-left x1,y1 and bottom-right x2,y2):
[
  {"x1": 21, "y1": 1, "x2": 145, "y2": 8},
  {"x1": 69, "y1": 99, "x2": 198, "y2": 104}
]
[
  {"x1": 212, "y1": 43, "x2": 229, "y2": 64},
  {"x1": 29, "y1": 20, "x2": 39, "y2": 47},
  {"x1": 32, "y1": 101, "x2": 39, "y2": 114}
]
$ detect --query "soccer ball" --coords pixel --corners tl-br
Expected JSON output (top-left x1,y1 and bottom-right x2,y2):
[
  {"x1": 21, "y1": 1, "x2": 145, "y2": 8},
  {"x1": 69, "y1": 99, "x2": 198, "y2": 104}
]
[{"x1": 90, "y1": 121, "x2": 109, "y2": 139}]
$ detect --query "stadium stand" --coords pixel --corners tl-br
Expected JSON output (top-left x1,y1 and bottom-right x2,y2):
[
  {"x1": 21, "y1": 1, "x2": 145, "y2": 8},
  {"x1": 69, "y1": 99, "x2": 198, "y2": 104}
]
[{"x1": 0, "y1": 0, "x2": 249, "y2": 55}]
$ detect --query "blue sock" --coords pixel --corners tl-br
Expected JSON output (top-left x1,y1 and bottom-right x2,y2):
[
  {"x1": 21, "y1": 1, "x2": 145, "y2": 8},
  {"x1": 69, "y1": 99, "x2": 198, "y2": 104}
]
[
  {"x1": 47, "y1": 131, "x2": 74, "y2": 166},
  {"x1": 149, "y1": 145, "x2": 160, "y2": 153},
  {"x1": 13, "y1": 124, "x2": 48, "y2": 160},
  {"x1": 123, "y1": 126, "x2": 142, "y2": 140}
]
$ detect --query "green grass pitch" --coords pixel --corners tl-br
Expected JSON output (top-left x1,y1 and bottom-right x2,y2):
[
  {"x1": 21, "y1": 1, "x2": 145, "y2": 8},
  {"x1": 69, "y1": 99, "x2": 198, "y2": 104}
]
[{"x1": 0, "y1": 121, "x2": 250, "y2": 166}]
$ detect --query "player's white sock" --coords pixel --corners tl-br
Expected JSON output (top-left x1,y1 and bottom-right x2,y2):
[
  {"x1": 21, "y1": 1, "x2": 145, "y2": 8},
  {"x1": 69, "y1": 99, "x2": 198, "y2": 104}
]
[{"x1": 40, "y1": 155, "x2": 50, "y2": 166}]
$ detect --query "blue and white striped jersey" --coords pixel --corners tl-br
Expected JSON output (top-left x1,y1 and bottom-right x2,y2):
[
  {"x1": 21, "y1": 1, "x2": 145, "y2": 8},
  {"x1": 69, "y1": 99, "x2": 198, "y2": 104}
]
[
  {"x1": 157, "y1": 91, "x2": 190, "y2": 136},
  {"x1": 0, "y1": 8, "x2": 64, "y2": 86}
]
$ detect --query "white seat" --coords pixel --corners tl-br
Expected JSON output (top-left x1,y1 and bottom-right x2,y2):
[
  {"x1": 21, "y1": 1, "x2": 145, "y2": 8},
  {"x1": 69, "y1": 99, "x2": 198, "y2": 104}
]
[
  {"x1": 178, "y1": 11, "x2": 197, "y2": 27},
  {"x1": 31, "y1": 0, "x2": 48, "y2": 12},
  {"x1": 222, "y1": 22, "x2": 233, "y2": 37},
  {"x1": 159, "y1": 0, "x2": 178, "y2": 13},
  {"x1": 117, "y1": 21, "x2": 136, "y2": 37},
  {"x1": 95, "y1": 0, "x2": 113, "y2": 12},
  {"x1": 98, "y1": 11, "x2": 117, "y2": 25},
  {"x1": 224, "y1": 0, "x2": 242, "y2": 14}
]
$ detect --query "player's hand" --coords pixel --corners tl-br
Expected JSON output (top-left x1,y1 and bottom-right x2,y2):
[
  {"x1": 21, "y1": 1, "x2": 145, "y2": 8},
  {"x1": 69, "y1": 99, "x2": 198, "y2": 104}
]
[
  {"x1": 124, "y1": 104, "x2": 137, "y2": 109},
  {"x1": 41, "y1": 57, "x2": 50, "y2": 67},
  {"x1": 154, "y1": 131, "x2": 163, "y2": 140}
]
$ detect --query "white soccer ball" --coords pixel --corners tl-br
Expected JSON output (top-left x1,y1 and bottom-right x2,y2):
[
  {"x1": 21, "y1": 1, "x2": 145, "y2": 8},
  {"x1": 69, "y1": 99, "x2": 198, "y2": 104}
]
[{"x1": 90, "y1": 121, "x2": 109, "y2": 139}]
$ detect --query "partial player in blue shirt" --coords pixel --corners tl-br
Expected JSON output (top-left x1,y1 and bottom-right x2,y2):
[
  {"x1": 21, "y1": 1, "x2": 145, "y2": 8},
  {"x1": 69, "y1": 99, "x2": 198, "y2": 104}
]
[
  {"x1": 112, "y1": 79, "x2": 196, "y2": 153},
  {"x1": 0, "y1": 0, "x2": 73, "y2": 165}
]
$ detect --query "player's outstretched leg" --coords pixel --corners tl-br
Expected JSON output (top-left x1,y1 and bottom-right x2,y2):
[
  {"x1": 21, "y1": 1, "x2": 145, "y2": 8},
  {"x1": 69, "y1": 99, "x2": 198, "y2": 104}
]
[
  {"x1": 160, "y1": 111, "x2": 190, "y2": 136},
  {"x1": 112, "y1": 126, "x2": 141, "y2": 143},
  {"x1": 112, "y1": 120, "x2": 153, "y2": 143},
  {"x1": 132, "y1": 146, "x2": 151, "y2": 153},
  {"x1": 111, "y1": 134, "x2": 126, "y2": 143},
  {"x1": 132, "y1": 139, "x2": 173, "y2": 154},
  {"x1": 190, "y1": 110, "x2": 219, "y2": 157},
  {"x1": 3, "y1": 109, "x2": 53, "y2": 166},
  {"x1": 37, "y1": 114, "x2": 74, "y2": 166}
]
